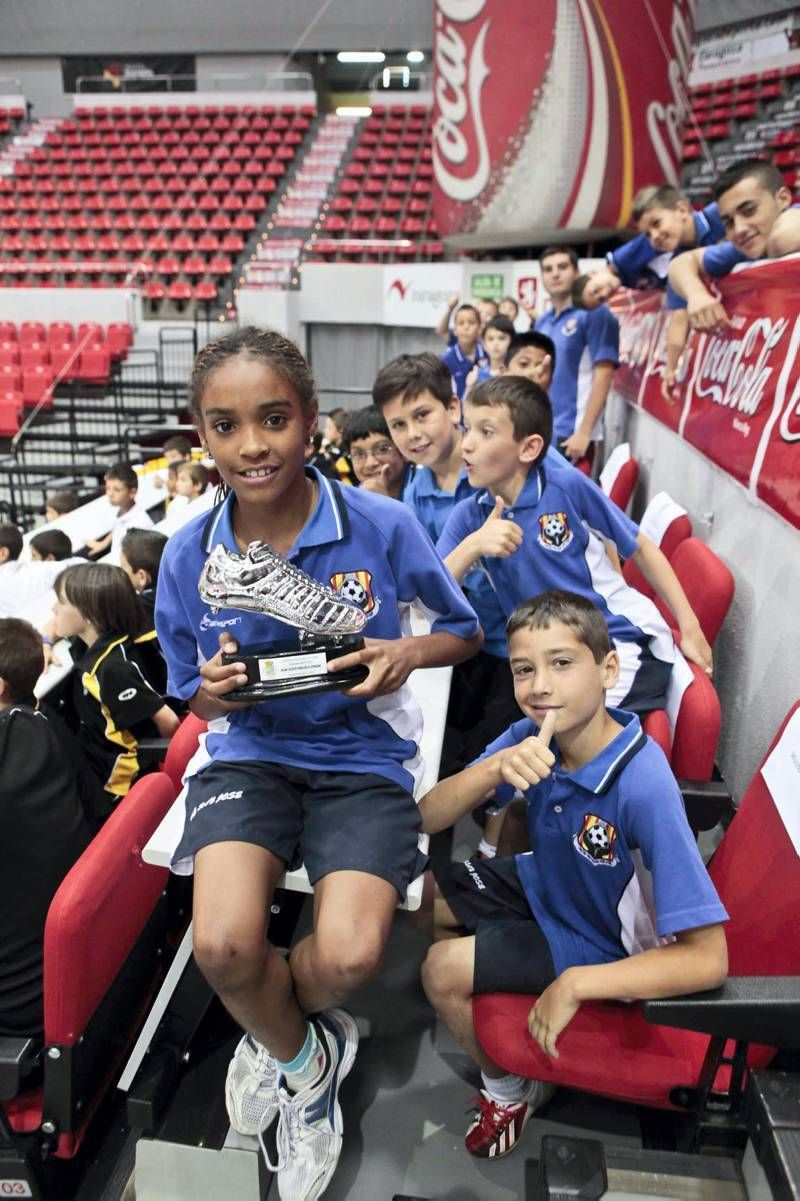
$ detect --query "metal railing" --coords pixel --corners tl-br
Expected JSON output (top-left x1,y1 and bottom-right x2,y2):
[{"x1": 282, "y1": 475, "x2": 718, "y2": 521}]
[{"x1": 74, "y1": 70, "x2": 314, "y2": 93}]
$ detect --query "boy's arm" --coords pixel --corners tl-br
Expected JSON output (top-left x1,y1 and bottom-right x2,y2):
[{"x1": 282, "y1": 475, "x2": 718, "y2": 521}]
[
  {"x1": 419, "y1": 709, "x2": 556, "y2": 833},
  {"x1": 661, "y1": 309, "x2": 690, "y2": 404},
  {"x1": 766, "y1": 207, "x2": 800, "y2": 257},
  {"x1": 86, "y1": 531, "x2": 112, "y2": 554},
  {"x1": 562, "y1": 361, "x2": 615, "y2": 461},
  {"x1": 436, "y1": 293, "x2": 460, "y2": 342},
  {"x1": 667, "y1": 249, "x2": 730, "y2": 331},
  {"x1": 529, "y1": 923, "x2": 728, "y2": 1058},
  {"x1": 631, "y1": 533, "x2": 713, "y2": 673}
]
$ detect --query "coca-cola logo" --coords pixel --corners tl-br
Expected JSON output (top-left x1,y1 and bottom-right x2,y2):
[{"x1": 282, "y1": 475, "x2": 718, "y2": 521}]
[
  {"x1": 777, "y1": 314, "x2": 800, "y2": 442},
  {"x1": 646, "y1": 2, "x2": 693, "y2": 186},
  {"x1": 693, "y1": 317, "x2": 788, "y2": 416},
  {"x1": 432, "y1": 0, "x2": 491, "y2": 203}
]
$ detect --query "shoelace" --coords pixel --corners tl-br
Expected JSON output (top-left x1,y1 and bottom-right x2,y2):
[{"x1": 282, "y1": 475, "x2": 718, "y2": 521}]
[
  {"x1": 260, "y1": 1087, "x2": 320, "y2": 1172},
  {"x1": 468, "y1": 1091, "x2": 519, "y2": 1136}
]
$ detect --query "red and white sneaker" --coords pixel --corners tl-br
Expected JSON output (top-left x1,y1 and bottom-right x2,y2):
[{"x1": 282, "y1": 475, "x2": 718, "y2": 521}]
[{"x1": 465, "y1": 1083, "x2": 553, "y2": 1159}]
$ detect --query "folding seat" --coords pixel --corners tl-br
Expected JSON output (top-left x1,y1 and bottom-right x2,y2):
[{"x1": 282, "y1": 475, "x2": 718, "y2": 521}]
[
  {"x1": 0, "y1": 346, "x2": 20, "y2": 368},
  {"x1": 78, "y1": 346, "x2": 111, "y2": 385},
  {"x1": 0, "y1": 364, "x2": 22, "y2": 393},
  {"x1": 355, "y1": 197, "x2": 378, "y2": 215},
  {"x1": 222, "y1": 193, "x2": 244, "y2": 211},
  {"x1": 19, "y1": 321, "x2": 46, "y2": 344},
  {"x1": 208, "y1": 254, "x2": 233, "y2": 276},
  {"x1": 166, "y1": 281, "x2": 192, "y2": 307},
  {"x1": 331, "y1": 196, "x2": 354, "y2": 214},
  {"x1": 219, "y1": 233, "x2": 244, "y2": 254},
  {"x1": 145, "y1": 232, "x2": 170, "y2": 254},
  {"x1": 48, "y1": 321, "x2": 74, "y2": 344},
  {"x1": 324, "y1": 215, "x2": 347, "y2": 234},
  {"x1": 416, "y1": 163, "x2": 434, "y2": 179},
  {"x1": 158, "y1": 255, "x2": 182, "y2": 278},
  {"x1": 121, "y1": 233, "x2": 145, "y2": 255},
  {"x1": 232, "y1": 214, "x2": 255, "y2": 233},
  {"x1": 758, "y1": 82, "x2": 782, "y2": 101},
  {"x1": 22, "y1": 365, "x2": 54, "y2": 407},
  {"x1": 49, "y1": 342, "x2": 81, "y2": 383},
  {"x1": 193, "y1": 281, "x2": 217, "y2": 304},
  {"x1": 183, "y1": 254, "x2": 207, "y2": 279},
  {"x1": 347, "y1": 216, "x2": 372, "y2": 236}
]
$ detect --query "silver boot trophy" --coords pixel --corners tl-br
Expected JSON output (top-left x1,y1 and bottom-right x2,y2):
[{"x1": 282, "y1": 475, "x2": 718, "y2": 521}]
[{"x1": 199, "y1": 541, "x2": 369, "y2": 699}]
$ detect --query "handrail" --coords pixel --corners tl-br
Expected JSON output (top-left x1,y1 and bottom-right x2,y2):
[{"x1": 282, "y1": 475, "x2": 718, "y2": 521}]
[
  {"x1": 74, "y1": 70, "x2": 314, "y2": 94},
  {"x1": 10, "y1": 329, "x2": 97, "y2": 453}
]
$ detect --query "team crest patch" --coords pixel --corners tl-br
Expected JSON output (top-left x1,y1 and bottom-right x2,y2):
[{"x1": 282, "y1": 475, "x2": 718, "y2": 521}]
[
  {"x1": 538, "y1": 512, "x2": 573, "y2": 551},
  {"x1": 562, "y1": 317, "x2": 579, "y2": 337},
  {"x1": 574, "y1": 813, "x2": 618, "y2": 866},
  {"x1": 329, "y1": 569, "x2": 379, "y2": 616}
]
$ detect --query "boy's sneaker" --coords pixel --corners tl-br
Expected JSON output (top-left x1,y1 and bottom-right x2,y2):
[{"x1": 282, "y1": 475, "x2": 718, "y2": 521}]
[
  {"x1": 263, "y1": 1008, "x2": 359, "y2": 1201},
  {"x1": 465, "y1": 1082, "x2": 554, "y2": 1159},
  {"x1": 225, "y1": 1033, "x2": 279, "y2": 1136}
]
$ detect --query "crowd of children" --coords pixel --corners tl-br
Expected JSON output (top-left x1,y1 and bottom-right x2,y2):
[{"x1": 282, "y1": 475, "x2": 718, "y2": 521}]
[{"x1": 4, "y1": 154, "x2": 790, "y2": 1201}]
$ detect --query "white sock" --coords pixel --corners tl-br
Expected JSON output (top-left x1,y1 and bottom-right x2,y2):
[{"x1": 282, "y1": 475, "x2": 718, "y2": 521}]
[
  {"x1": 277, "y1": 1022, "x2": 326, "y2": 1094},
  {"x1": 478, "y1": 838, "x2": 497, "y2": 858},
  {"x1": 481, "y1": 1071, "x2": 532, "y2": 1106}
]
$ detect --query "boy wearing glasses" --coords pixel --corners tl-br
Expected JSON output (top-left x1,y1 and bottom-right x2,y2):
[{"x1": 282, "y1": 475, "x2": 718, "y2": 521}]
[{"x1": 343, "y1": 405, "x2": 413, "y2": 500}]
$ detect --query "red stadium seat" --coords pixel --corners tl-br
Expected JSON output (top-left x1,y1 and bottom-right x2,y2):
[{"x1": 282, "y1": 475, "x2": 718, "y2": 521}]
[
  {"x1": 473, "y1": 703, "x2": 800, "y2": 1110},
  {"x1": 78, "y1": 347, "x2": 111, "y2": 386},
  {"x1": 654, "y1": 538, "x2": 734, "y2": 646},
  {"x1": 21, "y1": 366, "x2": 54, "y2": 408},
  {"x1": 2, "y1": 773, "x2": 175, "y2": 1160}
]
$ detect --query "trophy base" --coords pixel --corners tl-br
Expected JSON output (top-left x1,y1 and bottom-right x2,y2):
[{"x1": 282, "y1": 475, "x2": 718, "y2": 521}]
[{"x1": 221, "y1": 635, "x2": 369, "y2": 700}]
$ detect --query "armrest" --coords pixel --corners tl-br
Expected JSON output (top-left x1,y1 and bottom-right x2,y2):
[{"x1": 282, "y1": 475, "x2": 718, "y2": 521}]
[
  {"x1": 679, "y1": 778, "x2": 735, "y2": 831},
  {"x1": 0, "y1": 1037, "x2": 38, "y2": 1101},
  {"x1": 643, "y1": 977, "x2": 800, "y2": 1048}
]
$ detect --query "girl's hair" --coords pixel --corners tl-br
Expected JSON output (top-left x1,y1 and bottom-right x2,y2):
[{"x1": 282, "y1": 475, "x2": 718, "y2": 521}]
[
  {"x1": 188, "y1": 326, "x2": 317, "y2": 422},
  {"x1": 177, "y1": 461, "x2": 209, "y2": 492},
  {"x1": 55, "y1": 563, "x2": 144, "y2": 638}
]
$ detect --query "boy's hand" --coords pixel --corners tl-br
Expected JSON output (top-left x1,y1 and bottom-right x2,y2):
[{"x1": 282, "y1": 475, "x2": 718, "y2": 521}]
[
  {"x1": 660, "y1": 367, "x2": 679, "y2": 405},
  {"x1": 331, "y1": 636, "x2": 416, "y2": 698},
  {"x1": 687, "y1": 286, "x2": 729, "y2": 333},
  {"x1": 494, "y1": 708, "x2": 556, "y2": 792},
  {"x1": 197, "y1": 633, "x2": 261, "y2": 710},
  {"x1": 679, "y1": 620, "x2": 713, "y2": 675},
  {"x1": 560, "y1": 429, "x2": 590, "y2": 462},
  {"x1": 359, "y1": 463, "x2": 393, "y2": 496},
  {"x1": 473, "y1": 495, "x2": 523, "y2": 559},
  {"x1": 528, "y1": 969, "x2": 581, "y2": 1058}
]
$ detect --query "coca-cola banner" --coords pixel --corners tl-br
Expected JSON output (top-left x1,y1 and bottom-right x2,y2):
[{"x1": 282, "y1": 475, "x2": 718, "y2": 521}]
[
  {"x1": 610, "y1": 259, "x2": 800, "y2": 532},
  {"x1": 432, "y1": 0, "x2": 694, "y2": 243}
]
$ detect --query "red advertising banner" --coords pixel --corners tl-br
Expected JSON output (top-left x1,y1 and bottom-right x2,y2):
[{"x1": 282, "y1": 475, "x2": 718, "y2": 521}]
[
  {"x1": 611, "y1": 260, "x2": 800, "y2": 531},
  {"x1": 432, "y1": 0, "x2": 694, "y2": 244}
]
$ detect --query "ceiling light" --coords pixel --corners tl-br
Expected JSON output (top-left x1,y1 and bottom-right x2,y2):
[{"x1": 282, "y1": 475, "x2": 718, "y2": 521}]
[
  {"x1": 407, "y1": 51, "x2": 425, "y2": 64},
  {"x1": 337, "y1": 51, "x2": 385, "y2": 63}
]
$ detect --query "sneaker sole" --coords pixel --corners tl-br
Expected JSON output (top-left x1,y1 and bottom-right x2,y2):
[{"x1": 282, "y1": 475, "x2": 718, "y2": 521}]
[{"x1": 322, "y1": 1008, "x2": 359, "y2": 1140}]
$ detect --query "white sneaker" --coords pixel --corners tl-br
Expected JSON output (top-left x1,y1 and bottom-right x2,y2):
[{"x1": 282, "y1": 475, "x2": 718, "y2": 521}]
[
  {"x1": 263, "y1": 1009, "x2": 359, "y2": 1201},
  {"x1": 225, "y1": 1033, "x2": 279, "y2": 1136}
]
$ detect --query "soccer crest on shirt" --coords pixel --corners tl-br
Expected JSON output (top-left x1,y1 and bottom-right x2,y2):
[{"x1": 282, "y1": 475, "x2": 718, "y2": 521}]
[
  {"x1": 329, "y1": 569, "x2": 380, "y2": 616},
  {"x1": 538, "y1": 511, "x2": 573, "y2": 552},
  {"x1": 573, "y1": 813, "x2": 619, "y2": 866}
]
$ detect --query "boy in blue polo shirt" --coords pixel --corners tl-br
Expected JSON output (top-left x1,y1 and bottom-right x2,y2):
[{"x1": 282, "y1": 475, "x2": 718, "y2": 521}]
[
  {"x1": 668, "y1": 158, "x2": 800, "y2": 335},
  {"x1": 441, "y1": 304, "x2": 487, "y2": 401},
  {"x1": 418, "y1": 589, "x2": 728, "y2": 1160},
  {"x1": 155, "y1": 327, "x2": 481, "y2": 1201},
  {"x1": 534, "y1": 247, "x2": 619, "y2": 466},
  {"x1": 373, "y1": 352, "x2": 516, "y2": 799},
  {"x1": 439, "y1": 375, "x2": 713, "y2": 712}
]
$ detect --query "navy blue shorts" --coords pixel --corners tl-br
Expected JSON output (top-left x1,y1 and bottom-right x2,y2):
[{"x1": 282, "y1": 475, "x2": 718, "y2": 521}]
[
  {"x1": 173, "y1": 759, "x2": 425, "y2": 897},
  {"x1": 435, "y1": 856, "x2": 556, "y2": 995}
]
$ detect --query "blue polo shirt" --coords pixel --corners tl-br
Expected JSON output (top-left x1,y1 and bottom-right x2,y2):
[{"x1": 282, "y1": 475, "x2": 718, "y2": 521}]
[
  {"x1": 441, "y1": 341, "x2": 487, "y2": 401},
  {"x1": 534, "y1": 306, "x2": 619, "y2": 443},
  {"x1": 403, "y1": 464, "x2": 507, "y2": 657},
  {"x1": 611, "y1": 202, "x2": 726, "y2": 308},
  {"x1": 477, "y1": 709, "x2": 728, "y2": 973},
  {"x1": 438, "y1": 463, "x2": 675, "y2": 665},
  {"x1": 155, "y1": 468, "x2": 480, "y2": 793}
]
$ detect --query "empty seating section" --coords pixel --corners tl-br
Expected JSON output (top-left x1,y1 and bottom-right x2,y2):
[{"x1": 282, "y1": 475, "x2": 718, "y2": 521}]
[
  {"x1": 0, "y1": 320, "x2": 132, "y2": 431},
  {"x1": 682, "y1": 64, "x2": 800, "y2": 202},
  {"x1": 307, "y1": 103, "x2": 443, "y2": 263},
  {"x1": 0, "y1": 103, "x2": 317, "y2": 306}
]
